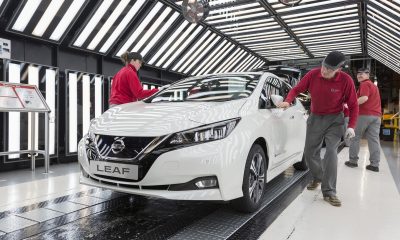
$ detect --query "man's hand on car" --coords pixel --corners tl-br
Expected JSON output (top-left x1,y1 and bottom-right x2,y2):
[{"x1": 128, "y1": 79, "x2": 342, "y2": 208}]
[{"x1": 277, "y1": 101, "x2": 290, "y2": 108}]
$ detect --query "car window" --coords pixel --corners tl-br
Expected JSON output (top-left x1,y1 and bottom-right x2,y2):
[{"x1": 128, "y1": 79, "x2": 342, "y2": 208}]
[
  {"x1": 144, "y1": 74, "x2": 261, "y2": 103},
  {"x1": 259, "y1": 77, "x2": 295, "y2": 109},
  {"x1": 260, "y1": 77, "x2": 281, "y2": 108}
]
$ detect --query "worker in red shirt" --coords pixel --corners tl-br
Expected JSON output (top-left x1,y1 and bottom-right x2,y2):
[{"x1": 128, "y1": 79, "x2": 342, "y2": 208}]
[
  {"x1": 109, "y1": 52, "x2": 158, "y2": 108},
  {"x1": 278, "y1": 51, "x2": 359, "y2": 207},
  {"x1": 345, "y1": 68, "x2": 382, "y2": 172}
]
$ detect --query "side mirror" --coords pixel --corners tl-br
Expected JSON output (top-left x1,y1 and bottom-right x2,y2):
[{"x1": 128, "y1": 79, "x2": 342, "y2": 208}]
[{"x1": 271, "y1": 94, "x2": 284, "y2": 107}]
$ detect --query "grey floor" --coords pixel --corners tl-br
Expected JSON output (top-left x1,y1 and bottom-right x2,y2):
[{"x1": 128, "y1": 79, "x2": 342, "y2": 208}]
[
  {"x1": 0, "y1": 162, "x2": 80, "y2": 188},
  {"x1": 381, "y1": 140, "x2": 400, "y2": 194}
]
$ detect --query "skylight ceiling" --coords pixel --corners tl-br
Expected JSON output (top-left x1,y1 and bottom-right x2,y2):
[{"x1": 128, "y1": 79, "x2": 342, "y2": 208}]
[
  {"x1": 3, "y1": 0, "x2": 400, "y2": 76},
  {"x1": 72, "y1": 0, "x2": 148, "y2": 54},
  {"x1": 7, "y1": 0, "x2": 89, "y2": 43},
  {"x1": 366, "y1": 0, "x2": 400, "y2": 74},
  {"x1": 268, "y1": 0, "x2": 362, "y2": 57},
  {"x1": 176, "y1": 0, "x2": 308, "y2": 61}
]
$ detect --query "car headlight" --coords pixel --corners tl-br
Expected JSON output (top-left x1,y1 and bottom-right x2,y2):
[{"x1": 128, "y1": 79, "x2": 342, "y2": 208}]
[{"x1": 160, "y1": 118, "x2": 240, "y2": 150}]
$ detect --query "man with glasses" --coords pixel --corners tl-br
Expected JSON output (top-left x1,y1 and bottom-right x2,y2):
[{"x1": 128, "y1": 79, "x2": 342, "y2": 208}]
[
  {"x1": 278, "y1": 51, "x2": 359, "y2": 207},
  {"x1": 345, "y1": 68, "x2": 382, "y2": 172}
]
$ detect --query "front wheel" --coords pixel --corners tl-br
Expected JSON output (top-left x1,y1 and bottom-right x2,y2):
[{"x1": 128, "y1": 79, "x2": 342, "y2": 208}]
[{"x1": 231, "y1": 144, "x2": 267, "y2": 213}]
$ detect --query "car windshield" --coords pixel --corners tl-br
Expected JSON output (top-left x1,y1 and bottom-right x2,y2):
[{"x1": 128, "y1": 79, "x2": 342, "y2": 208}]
[{"x1": 145, "y1": 74, "x2": 261, "y2": 103}]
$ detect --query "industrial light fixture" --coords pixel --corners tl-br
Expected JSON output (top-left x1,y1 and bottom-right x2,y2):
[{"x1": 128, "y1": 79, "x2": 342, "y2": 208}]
[
  {"x1": 74, "y1": 1, "x2": 113, "y2": 47},
  {"x1": 87, "y1": 0, "x2": 130, "y2": 50},
  {"x1": 32, "y1": 0, "x2": 65, "y2": 37},
  {"x1": 50, "y1": 0, "x2": 86, "y2": 41},
  {"x1": 148, "y1": 21, "x2": 189, "y2": 65},
  {"x1": 12, "y1": 0, "x2": 41, "y2": 32},
  {"x1": 100, "y1": 0, "x2": 145, "y2": 53}
]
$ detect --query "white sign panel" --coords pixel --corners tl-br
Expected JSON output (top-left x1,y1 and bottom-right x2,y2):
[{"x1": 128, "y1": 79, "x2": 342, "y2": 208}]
[
  {"x1": 0, "y1": 38, "x2": 11, "y2": 59},
  {"x1": 0, "y1": 82, "x2": 49, "y2": 111}
]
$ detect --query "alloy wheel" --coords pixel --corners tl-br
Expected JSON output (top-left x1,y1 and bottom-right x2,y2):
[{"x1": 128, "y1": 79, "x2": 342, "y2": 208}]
[{"x1": 248, "y1": 152, "x2": 265, "y2": 204}]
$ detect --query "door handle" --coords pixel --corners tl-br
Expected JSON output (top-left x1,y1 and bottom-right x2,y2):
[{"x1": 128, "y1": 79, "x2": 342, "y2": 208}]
[{"x1": 290, "y1": 116, "x2": 295, "y2": 119}]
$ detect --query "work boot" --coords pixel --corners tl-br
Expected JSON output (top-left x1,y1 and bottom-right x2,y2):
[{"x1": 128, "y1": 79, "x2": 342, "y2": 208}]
[
  {"x1": 345, "y1": 161, "x2": 358, "y2": 168},
  {"x1": 366, "y1": 165, "x2": 379, "y2": 172},
  {"x1": 306, "y1": 180, "x2": 321, "y2": 190},
  {"x1": 324, "y1": 195, "x2": 341, "y2": 207}
]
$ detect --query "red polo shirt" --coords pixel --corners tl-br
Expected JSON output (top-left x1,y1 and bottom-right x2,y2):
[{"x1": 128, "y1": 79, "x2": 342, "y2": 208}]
[
  {"x1": 358, "y1": 79, "x2": 381, "y2": 116},
  {"x1": 109, "y1": 64, "x2": 158, "y2": 105},
  {"x1": 285, "y1": 67, "x2": 359, "y2": 128}
]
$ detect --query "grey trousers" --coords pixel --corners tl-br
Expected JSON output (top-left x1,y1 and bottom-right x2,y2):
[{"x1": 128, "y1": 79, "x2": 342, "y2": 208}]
[
  {"x1": 304, "y1": 113, "x2": 344, "y2": 197},
  {"x1": 349, "y1": 115, "x2": 381, "y2": 167}
]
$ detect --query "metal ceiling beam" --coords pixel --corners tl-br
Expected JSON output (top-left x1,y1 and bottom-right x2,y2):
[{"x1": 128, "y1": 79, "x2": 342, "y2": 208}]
[
  {"x1": 160, "y1": 0, "x2": 269, "y2": 64},
  {"x1": 258, "y1": 0, "x2": 314, "y2": 58},
  {"x1": 359, "y1": 0, "x2": 368, "y2": 57}
]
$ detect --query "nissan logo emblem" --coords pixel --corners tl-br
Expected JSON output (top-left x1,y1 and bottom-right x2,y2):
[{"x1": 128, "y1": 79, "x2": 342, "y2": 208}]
[{"x1": 111, "y1": 139, "x2": 125, "y2": 154}]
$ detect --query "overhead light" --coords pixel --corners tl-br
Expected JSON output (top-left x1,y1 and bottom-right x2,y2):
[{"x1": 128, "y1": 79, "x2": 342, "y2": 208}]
[
  {"x1": 223, "y1": 50, "x2": 248, "y2": 72},
  {"x1": 147, "y1": 21, "x2": 189, "y2": 65},
  {"x1": 277, "y1": 0, "x2": 349, "y2": 13},
  {"x1": 201, "y1": 43, "x2": 235, "y2": 75},
  {"x1": 206, "y1": 7, "x2": 265, "y2": 21},
  {"x1": 87, "y1": 0, "x2": 130, "y2": 50},
  {"x1": 214, "y1": 48, "x2": 241, "y2": 73},
  {"x1": 300, "y1": 31, "x2": 360, "y2": 41},
  {"x1": 206, "y1": 12, "x2": 267, "y2": 24},
  {"x1": 282, "y1": 4, "x2": 356, "y2": 19},
  {"x1": 172, "y1": 31, "x2": 212, "y2": 71},
  {"x1": 284, "y1": 9, "x2": 357, "y2": 23},
  {"x1": 12, "y1": 0, "x2": 42, "y2": 32},
  {"x1": 32, "y1": 0, "x2": 65, "y2": 37},
  {"x1": 183, "y1": 35, "x2": 221, "y2": 74},
  {"x1": 116, "y1": 2, "x2": 163, "y2": 56},
  {"x1": 73, "y1": 0, "x2": 113, "y2": 47},
  {"x1": 141, "y1": 12, "x2": 179, "y2": 57},
  {"x1": 237, "y1": 56, "x2": 256, "y2": 72},
  {"x1": 231, "y1": 52, "x2": 252, "y2": 72},
  {"x1": 154, "y1": 23, "x2": 198, "y2": 67},
  {"x1": 131, "y1": 7, "x2": 173, "y2": 53},
  {"x1": 50, "y1": 0, "x2": 86, "y2": 41},
  {"x1": 162, "y1": 26, "x2": 204, "y2": 69},
  {"x1": 217, "y1": 18, "x2": 274, "y2": 30},
  {"x1": 239, "y1": 35, "x2": 290, "y2": 44},
  {"x1": 192, "y1": 40, "x2": 228, "y2": 75},
  {"x1": 294, "y1": 23, "x2": 359, "y2": 35},
  {"x1": 293, "y1": 19, "x2": 358, "y2": 31},
  {"x1": 224, "y1": 25, "x2": 281, "y2": 35},
  {"x1": 288, "y1": 13, "x2": 359, "y2": 27},
  {"x1": 100, "y1": 0, "x2": 145, "y2": 53}
]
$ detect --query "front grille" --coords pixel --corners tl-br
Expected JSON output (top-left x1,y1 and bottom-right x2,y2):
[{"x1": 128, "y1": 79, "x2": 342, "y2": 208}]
[{"x1": 94, "y1": 135, "x2": 155, "y2": 159}]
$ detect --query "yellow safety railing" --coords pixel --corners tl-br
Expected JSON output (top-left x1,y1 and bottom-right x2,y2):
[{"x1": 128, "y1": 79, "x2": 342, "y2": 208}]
[{"x1": 382, "y1": 113, "x2": 400, "y2": 141}]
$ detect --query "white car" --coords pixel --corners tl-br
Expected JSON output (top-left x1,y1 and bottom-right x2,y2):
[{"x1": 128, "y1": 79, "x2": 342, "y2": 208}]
[{"x1": 78, "y1": 72, "x2": 308, "y2": 212}]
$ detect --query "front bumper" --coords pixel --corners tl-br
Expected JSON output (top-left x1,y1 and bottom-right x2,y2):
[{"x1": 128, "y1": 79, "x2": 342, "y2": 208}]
[{"x1": 78, "y1": 135, "x2": 250, "y2": 201}]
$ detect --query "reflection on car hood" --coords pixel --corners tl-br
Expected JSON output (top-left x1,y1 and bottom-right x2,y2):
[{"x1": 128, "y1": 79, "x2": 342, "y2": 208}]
[{"x1": 91, "y1": 100, "x2": 247, "y2": 136}]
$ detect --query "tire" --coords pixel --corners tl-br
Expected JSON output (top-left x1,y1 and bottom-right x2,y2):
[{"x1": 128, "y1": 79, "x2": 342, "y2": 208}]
[
  {"x1": 231, "y1": 144, "x2": 267, "y2": 213},
  {"x1": 293, "y1": 155, "x2": 308, "y2": 171}
]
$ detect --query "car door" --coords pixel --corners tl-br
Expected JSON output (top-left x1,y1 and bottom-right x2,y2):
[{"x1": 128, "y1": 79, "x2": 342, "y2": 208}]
[
  {"x1": 259, "y1": 77, "x2": 292, "y2": 167},
  {"x1": 279, "y1": 81, "x2": 305, "y2": 160}
]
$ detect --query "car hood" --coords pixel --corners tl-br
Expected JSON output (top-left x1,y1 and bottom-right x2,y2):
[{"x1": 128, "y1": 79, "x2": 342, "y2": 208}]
[{"x1": 91, "y1": 99, "x2": 247, "y2": 136}]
